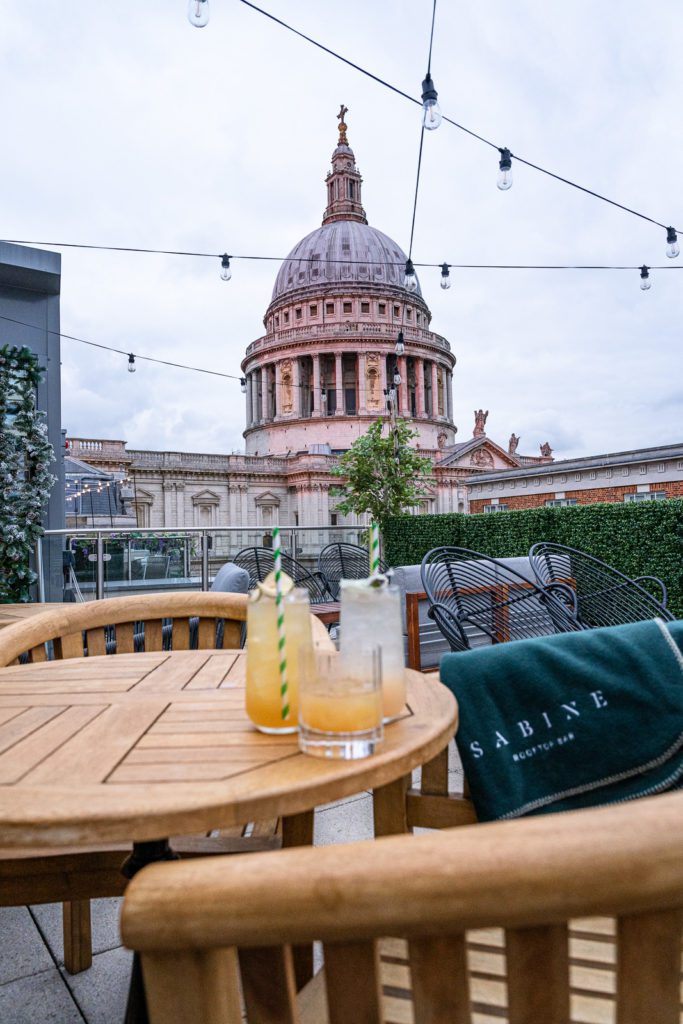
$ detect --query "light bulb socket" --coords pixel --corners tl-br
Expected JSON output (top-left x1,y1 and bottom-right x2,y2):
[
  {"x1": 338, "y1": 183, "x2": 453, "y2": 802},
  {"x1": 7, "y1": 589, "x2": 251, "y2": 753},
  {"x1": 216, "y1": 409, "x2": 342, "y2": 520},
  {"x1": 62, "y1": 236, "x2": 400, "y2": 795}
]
[
  {"x1": 498, "y1": 148, "x2": 512, "y2": 172},
  {"x1": 127, "y1": 353, "x2": 136, "y2": 372},
  {"x1": 421, "y1": 73, "x2": 438, "y2": 104},
  {"x1": 667, "y1": 227, "x2": 677, "y2": 245},
  {"x1": 440, "y1": 263, "x2": 450, "y2": 280},
  {"x1": 240, "y1": 377, "x2": 247, "y2": 394},
  {"x1": 395, "y1": 331, "x2": 405, "y2": 356},
  {"x1": 640, "y1": 265, "x2": 650, "y2": 280}
]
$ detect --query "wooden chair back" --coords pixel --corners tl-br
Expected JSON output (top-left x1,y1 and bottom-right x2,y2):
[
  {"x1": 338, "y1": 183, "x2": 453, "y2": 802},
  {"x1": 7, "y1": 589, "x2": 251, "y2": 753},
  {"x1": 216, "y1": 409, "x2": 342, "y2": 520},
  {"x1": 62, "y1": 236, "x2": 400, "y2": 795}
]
[
  {"x1": 0, "y1": 592, "x2": 249, "y2": 665},
  {"x1": 122, "y1": 791, "x2": 683, "y2": 1024}
]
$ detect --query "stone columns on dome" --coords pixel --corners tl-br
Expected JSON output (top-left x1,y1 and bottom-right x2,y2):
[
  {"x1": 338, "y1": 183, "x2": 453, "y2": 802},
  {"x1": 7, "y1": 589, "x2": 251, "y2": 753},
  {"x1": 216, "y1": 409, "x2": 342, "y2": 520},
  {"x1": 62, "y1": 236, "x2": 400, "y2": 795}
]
[
  {"x1": 246, "y1": 373, "x2": 253, "y2": 426},
  {"x1": 379, "y1": 356, "x2": 387, "y2": 397},
  {"x1": 334, "y1": 352, "x2": 343, "y2": 416},
  {"x1": 250, "y1": 372, "x2": 259, "y2": 425},
  {"x1": 446, "y1": 371, "x2": 454, "y2": 422},
  {"x1": 312, "y1": 355, "x2": 321, "y2": 417},
  {"x1": 415, "y1": 358, "x2": 425, "y2": 417},
  {"x1": 273, "y1": 362, "x2": 281, "y2": 420},
  {"x1": 431, "y1": 363, "x2": 440, "y2": 419},
  {"x1": 398, "y1": 356, "x2": 408, "y2": 416},
  {"x1": 357, "y1": 352, "x2": 366, "y2": 414},
  {"x1": 292, "y1": 357, "x2": 300, "y2": 417}
]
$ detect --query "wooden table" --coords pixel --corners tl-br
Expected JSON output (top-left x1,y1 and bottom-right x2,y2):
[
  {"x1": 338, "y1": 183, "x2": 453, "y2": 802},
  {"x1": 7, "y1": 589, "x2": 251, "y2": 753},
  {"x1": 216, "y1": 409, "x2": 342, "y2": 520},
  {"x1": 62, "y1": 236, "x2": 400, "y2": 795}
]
[
  {"x1": 0, "y1": 649, "x2": 457, "y2": 849},
  {"x1": 310, "y1": 601, "x2": 340, "y2": 626},
  {"x1": 0, "y1": 603, "x2": 65, "y2": 630}
]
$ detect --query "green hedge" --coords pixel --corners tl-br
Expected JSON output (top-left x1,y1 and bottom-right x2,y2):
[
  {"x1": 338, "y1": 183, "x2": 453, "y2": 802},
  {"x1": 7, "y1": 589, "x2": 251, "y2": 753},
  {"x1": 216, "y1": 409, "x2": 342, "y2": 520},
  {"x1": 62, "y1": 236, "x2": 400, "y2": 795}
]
[{"x1": 384, "y1": 499, "x2": 683, "y2": 618}]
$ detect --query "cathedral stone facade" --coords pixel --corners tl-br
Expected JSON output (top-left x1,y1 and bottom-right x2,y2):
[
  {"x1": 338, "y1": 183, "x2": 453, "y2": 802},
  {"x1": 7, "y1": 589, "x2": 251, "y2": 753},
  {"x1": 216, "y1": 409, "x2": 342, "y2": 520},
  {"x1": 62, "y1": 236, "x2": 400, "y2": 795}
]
[{"x1": 67, "y1": 116, "x2": 542, "y2": 531}]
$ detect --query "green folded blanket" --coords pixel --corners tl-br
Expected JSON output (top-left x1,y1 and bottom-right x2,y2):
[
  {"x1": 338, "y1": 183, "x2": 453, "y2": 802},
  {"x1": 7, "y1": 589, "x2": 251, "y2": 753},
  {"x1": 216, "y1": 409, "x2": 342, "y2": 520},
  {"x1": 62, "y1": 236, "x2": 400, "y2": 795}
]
[{"x1": 439, "y1": 619, "x2": 683, "y2": 821}]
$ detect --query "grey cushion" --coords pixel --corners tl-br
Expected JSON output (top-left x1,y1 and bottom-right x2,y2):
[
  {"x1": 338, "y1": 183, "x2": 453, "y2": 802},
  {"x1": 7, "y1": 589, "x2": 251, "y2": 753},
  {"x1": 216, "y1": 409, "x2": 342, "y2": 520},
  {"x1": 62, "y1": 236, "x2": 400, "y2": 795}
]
[{"x1": 210, "y1": 563, "x2": 250, "y2": 594}]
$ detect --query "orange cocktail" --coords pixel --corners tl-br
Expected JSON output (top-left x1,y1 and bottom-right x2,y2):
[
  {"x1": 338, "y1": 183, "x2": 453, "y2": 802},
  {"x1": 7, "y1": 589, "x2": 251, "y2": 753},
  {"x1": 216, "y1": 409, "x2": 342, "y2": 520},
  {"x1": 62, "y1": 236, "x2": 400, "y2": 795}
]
[
  {"x1": 246, "y1": 583, "x2": 312, "y2": 734},
  {"x1": 298, "y1": 649, "x2": 383, "y2": 759}
]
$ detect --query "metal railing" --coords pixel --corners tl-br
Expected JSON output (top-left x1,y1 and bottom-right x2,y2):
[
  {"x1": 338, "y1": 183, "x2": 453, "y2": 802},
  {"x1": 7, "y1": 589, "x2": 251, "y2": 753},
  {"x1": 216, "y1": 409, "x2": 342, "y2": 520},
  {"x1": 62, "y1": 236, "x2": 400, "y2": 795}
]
[{"x1": 35, "y1": 525, "x2": 367, "y2": 603}]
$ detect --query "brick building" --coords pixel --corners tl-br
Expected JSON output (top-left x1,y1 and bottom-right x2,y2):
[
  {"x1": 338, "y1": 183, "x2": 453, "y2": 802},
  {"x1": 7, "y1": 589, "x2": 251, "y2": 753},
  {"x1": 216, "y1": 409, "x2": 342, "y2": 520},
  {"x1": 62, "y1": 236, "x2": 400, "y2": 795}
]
[{"x1": 467, "y1": 442, "x2": 683, "y2": 514}]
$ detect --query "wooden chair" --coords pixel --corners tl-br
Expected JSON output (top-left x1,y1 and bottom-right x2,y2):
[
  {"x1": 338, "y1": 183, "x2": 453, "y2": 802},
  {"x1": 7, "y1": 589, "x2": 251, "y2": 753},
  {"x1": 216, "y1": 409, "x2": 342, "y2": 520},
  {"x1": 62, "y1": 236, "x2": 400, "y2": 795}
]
[
  {"x1": 0, "y1": 593, "x2": 334, "y2": 975},
  {"x1": 122, "y1": 790, "x2": 683, "y2": 1024}
]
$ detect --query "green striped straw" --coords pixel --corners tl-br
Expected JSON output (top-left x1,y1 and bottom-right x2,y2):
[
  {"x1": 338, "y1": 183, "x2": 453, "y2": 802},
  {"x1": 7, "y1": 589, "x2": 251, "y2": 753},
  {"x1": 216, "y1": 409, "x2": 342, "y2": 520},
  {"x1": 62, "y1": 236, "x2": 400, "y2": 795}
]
[
  {"x1": 370, "y1": 522, "x2": 380, "y2": 575},
  {"x1": 271, "y1": 526, "x2": 290, "y2": 721}
]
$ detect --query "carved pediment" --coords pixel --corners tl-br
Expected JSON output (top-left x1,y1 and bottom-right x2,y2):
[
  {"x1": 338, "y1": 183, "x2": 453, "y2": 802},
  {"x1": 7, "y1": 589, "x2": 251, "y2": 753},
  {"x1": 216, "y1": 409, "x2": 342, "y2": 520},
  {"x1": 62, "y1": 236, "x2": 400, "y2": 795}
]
[{"x1": 191, "y1": 489, "x2": 220, "y2": 506}]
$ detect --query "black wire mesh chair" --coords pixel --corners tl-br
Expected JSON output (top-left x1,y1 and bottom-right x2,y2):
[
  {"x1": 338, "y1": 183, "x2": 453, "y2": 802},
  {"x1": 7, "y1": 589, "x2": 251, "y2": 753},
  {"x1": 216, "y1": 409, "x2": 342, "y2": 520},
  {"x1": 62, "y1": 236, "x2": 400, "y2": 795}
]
[
  {"x1": 420, "y1": 546, "x2": 584, "y2": 654},
  {"x1": 529, "y1": 542, "x2": 674, "y2": 628},
  {"x1": 233, "y1": 547, "x2": 332, "y2": 604},
  {"x1": 317, "y1": 542, "x2": 389, "y2": 599}
]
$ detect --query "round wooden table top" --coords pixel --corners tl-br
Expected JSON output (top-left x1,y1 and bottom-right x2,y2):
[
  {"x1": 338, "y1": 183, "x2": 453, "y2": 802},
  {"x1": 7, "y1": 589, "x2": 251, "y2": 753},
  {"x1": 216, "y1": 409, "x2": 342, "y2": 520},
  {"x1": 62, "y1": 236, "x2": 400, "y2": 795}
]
[{"x1": 0, "y1": 650, "x2": 457, "y2": 848}]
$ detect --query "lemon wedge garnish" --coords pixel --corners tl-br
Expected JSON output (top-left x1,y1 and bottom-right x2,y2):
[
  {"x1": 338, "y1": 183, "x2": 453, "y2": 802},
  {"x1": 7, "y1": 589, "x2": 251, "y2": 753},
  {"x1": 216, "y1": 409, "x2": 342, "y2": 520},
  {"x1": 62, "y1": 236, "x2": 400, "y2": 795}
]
[{"x1": 250, "y1": 570, "x2": 295, "y2": 601}]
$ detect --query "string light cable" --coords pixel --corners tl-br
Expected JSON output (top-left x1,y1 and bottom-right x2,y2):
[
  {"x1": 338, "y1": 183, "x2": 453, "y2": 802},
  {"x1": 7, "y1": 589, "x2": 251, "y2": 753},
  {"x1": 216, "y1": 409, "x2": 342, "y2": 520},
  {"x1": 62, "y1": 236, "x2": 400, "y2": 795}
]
[{"x1": 238, "y1": 0, "x2": 682, "y2": 252}]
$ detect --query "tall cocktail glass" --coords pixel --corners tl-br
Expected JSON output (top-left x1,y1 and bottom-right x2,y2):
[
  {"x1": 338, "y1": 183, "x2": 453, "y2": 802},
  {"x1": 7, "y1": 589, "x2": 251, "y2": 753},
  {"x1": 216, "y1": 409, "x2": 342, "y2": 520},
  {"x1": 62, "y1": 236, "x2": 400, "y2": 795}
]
[
  {"x1": 339, "y1": 578, "x2": 407, "y2": 720},
  {"x1": 246, "y1": 584, "x2": 312, "y2": 734}
]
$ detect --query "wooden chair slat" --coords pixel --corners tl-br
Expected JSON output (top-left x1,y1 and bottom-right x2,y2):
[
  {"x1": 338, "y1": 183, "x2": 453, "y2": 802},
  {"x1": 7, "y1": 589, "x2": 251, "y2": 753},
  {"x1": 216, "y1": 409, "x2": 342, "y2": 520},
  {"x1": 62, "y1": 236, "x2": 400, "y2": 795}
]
[
  {"x1": 115, "y1": 622, "x2": 135, "y2": 654},
  {"x1": 409, "y1": 934, "x2": 470, "y2": 1024},
  {"x1": 197, "y1": 618, "x2": 215, "y2": 650},
  {"x1": 222, "y1": 619, "x2": 242, "y2": 650},
  {"x1": 143, "y1": 949, "x2": 243, "y2": 1024},
  {"x1": 505, "y1": 924, "x2": 569, "y2": 1024},
  {"x1": 63, "y1": 900, "x2": 92, "y2": 974},
  {"x1": 28, "y1": 642, "x2": 48, "y2": 663},
  {"x1": 616, "y1": 909, "x2": 683, "y2": 1024},
  {"x1": 144, "y1": 619, "x2": 163, "y2": 652},
  {"x1": 239, "y1": 946, "x2": 298, "y2": 1024},
  {"x1": 54, "y1": 632, "x2": 84, "y2": 659},
  {"x1": 86, "y1": 627, "x2": 106, "y2": 658},
  {"x1": 172, "y1": 618, "x2": 191, "y2": 651},
  {"x1": 323, "y1": 940, "x2": 382, "y2": 1024}
]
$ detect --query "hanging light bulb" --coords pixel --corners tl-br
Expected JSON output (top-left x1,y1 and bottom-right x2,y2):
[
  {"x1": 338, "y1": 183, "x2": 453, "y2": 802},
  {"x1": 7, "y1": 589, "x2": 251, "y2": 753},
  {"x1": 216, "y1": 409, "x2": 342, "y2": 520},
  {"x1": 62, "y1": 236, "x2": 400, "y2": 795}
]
[
  {"x1": 393, "y1": 368, "x2": 402, "y2": 387},
  {"x1": 666, "y1": 227, "x2": 679, "y2": 259},
  {"x1": 321, "y1": 384, "x2": 327, "y2": 403},
  {"x1": 127, "y1": 354, "x2": 136, "y2": 373},
  {"x1": 440, "y1": 263, "x2": 451, "y2": 289},
  {"x1": 220, "y1": 254, "x2": 232, "y2": 281},
  {"x1": 497, "y1": 148, "x2": 513, "y2": 191},
  {"x1": 187, "y1": 0, "x2": 209, "y2": 27},
  {"x1": 240, "y1": 377, "x2": 247, "y2": 394},
  {"x1": 395, "y1": 331, "x2": 405, "y2": 356},
  {"x1": 404, "y1": 258, "x2": 417, "y2": 292},
  {"x1": 639, "y1": 265, "x2": 652, "y2": 291},
  {"x1": 421, "y1": 73, "x2": 442, "y2": 131}
]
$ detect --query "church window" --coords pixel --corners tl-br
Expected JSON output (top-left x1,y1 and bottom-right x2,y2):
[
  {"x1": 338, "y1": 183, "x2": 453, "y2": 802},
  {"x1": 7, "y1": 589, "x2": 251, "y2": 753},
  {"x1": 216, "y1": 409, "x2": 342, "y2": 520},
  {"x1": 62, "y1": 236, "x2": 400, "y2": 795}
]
[
  {"x1": 406, "y1": 308, "x2": 412, "y2": 320},
  {"x1": 326, "y1": 302, "x2": 334, "y2": 315},
  {"x1": 343, "y1": 301, "x2": 352, "y2": 314},
  {"x1": 295, "y1": 308, "x2": 302, "y2": 320},
  {"x1": 330, "y1": 513, "x2": 338, "y2": 526},
  {"x1": 378, "y1": 303, "x2": 386, "y2": 315},
  {"x1": 348, "y1": 181, "x2": 355, "y2": 199},
  {"x1": 361, "y1": 301, "x2": 370, "y2": 314},
  {"x1": 309, "y1": 304, "x2": 318, "y2": 317},
  {"x1": 284, "y1": 311, "x2": 289, "y2": 324},
  {"x1": 393, "y1": 305, "x2": 400, "y2": 317},
  {"x1": 274, "y1": 315, "x2": 279, "y2": 327}
]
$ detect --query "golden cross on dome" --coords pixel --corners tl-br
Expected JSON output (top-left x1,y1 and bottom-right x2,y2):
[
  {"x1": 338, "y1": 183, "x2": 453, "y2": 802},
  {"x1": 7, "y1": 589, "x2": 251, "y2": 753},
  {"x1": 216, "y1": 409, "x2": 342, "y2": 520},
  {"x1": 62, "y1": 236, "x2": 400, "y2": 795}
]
[{"x1": 337, "y1": 104, "x2": 349, "y2": 145}]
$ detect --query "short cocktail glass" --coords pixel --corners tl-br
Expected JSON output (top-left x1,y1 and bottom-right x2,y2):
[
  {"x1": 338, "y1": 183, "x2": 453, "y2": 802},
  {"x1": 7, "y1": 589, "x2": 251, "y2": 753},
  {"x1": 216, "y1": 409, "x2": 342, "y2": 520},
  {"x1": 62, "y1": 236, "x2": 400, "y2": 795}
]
[
  {"x1": 298, "y1": 647, "x2": 383, "y2": 759},
  {"x1": 339, "y1": 578, "x2": 407, "y2": 721},
  {"x1": 246, "y1": 586, "x2": 312, "y2": 734}
]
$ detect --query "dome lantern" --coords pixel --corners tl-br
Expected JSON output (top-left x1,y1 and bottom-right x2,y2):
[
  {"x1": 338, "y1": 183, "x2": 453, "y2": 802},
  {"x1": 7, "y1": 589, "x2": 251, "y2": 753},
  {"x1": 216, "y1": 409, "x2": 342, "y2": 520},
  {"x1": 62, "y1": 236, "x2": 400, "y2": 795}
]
[{"x1": 322, "y1": 105, "x2": 367, "y2": 226}]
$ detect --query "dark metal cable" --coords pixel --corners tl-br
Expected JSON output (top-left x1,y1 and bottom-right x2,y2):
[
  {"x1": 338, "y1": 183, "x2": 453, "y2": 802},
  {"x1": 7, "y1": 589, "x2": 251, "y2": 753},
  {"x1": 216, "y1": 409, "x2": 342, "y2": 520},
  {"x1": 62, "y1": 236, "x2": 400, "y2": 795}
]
[
  {"x1": 239, "y1": 0, "x2": 681, "y2": 235},
  {"x1": 426, "y1": 0, "x2": 437, "y2": 75}
]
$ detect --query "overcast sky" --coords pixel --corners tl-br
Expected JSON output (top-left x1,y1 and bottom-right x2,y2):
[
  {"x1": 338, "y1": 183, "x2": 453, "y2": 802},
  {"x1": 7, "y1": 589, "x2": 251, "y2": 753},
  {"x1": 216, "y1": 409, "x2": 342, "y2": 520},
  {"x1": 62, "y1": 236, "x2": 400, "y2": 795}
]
[{"x1": 2, "y1": 1, "x2": 681, "y2": 460}]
